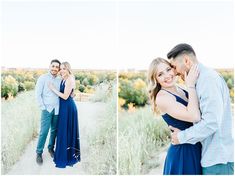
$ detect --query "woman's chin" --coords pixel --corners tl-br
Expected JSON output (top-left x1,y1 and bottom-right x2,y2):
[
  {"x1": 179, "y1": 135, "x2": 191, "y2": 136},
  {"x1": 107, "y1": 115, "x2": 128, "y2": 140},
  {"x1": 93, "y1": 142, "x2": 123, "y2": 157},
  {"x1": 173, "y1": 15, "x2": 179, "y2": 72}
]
[{"x1": 163, "y1": 83, "x2": 175, "y2": 88}]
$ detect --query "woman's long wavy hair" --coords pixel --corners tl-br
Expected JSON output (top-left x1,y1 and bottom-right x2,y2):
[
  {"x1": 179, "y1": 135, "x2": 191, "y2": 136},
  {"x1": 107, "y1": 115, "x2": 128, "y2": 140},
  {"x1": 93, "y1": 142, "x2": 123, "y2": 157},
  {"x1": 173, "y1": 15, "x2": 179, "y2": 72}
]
[
  {"x1": 61, "y1": 61, "x2": 72, "y2": 75},
  {"x1": 147, "y1": 57, "x2": 172, "y2": 114}
]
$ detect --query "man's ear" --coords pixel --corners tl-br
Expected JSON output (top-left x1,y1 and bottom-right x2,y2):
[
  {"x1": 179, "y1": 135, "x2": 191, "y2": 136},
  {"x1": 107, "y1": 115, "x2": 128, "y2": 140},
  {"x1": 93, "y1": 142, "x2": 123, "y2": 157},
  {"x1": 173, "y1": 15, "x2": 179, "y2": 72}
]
[{"x1": 183, "y1": 55, "x2": 191, "y2": 68}]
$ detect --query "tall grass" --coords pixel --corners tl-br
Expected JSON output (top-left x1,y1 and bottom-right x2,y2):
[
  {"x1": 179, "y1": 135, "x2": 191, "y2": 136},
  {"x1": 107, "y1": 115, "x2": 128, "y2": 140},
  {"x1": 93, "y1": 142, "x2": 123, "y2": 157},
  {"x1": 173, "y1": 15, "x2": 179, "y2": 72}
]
[
  {"x1": 118, "y1": 107, "x2": 170, "y2": 175},
  {"x1": 83, "y1": 83, "x2": 117, "y2": 174},
  {"x1": 1, "y1": 91, "x2": 40, "y2": 174}
]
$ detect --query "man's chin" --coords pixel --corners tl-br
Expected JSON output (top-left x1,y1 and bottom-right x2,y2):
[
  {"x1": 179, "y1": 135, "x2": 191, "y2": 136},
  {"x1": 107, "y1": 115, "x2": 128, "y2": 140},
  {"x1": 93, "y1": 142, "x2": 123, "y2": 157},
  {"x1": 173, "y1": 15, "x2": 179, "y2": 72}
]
[{"x1": 50, "y1": 71, "x2": 58, "y2": 76}]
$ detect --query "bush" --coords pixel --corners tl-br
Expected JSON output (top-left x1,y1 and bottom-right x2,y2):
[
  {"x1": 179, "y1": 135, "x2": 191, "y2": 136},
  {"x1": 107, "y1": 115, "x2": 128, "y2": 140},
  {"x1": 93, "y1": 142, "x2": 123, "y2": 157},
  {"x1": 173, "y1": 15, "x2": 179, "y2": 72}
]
[
  {"x1": 75, "y1": 80, "x2": 80, "y2": 90},
  {"x1": 226, "y1": 78, "x2": 234, "y2": 90},
  {"x1": 87, "y1": 74, "x2": 98, "y2": 86},
  {"x1": 90, "y1": 82, "x2": 114, "y2": 102},
  {"x1": 82, "y1": 78, "x2": 89, "y2": 87},
  {"x1": 119, "y1": 78, "x2": 148, "y2": 108},
  {"x1": 1, "y1": 69, "x2": 46, "y2": 97},
  {"x1": 18, "y1": 82, "x2": 26, "y2": 92},
  {"x1": 84, "y1": 85, "x2": 95, "y2": 94},
  {"x1": 218, "y1": 70, "x2": 234, "y2": 102},
  {"x1": 1, "y1": 75, "x2": 19, "y2": 99},
  {"x1": 74, "y1": 72, "x2": 86, "y2": 83},
  {"x1": 24, "y1": 81, "x2": 35, "y2": 91},
  {"x1": 78, "y1": 84, "x2": 85, "y2": 93}
]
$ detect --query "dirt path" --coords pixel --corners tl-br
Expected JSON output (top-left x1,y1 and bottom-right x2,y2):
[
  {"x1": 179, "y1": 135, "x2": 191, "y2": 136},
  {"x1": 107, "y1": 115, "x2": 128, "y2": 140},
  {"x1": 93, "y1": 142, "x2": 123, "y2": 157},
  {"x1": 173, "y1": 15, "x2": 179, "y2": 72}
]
[
  {"x1": 147, "y1": 147, "x2": 168, "y2": 175},
  {"x1": 6, "y1": 101, "x2": 106, "y2": 175}
]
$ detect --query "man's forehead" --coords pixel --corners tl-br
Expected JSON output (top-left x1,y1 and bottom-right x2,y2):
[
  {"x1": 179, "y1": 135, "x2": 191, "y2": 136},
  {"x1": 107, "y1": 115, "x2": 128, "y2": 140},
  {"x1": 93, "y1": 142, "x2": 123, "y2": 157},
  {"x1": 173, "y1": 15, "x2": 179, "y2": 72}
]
[{"x1": 51, "y1": 62, "x2": 60, "y2": 66}]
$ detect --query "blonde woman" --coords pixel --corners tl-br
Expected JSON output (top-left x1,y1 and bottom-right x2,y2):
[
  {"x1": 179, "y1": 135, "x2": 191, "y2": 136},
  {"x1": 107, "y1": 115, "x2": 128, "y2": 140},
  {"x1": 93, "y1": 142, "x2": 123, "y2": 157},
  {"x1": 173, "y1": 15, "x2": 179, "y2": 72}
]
[
  {"x1": 49, "y1": 62, "x2": 80, "y2": 168},
  {"x1": 148, "y1": 57, "x2": 201, "y2": 174}
]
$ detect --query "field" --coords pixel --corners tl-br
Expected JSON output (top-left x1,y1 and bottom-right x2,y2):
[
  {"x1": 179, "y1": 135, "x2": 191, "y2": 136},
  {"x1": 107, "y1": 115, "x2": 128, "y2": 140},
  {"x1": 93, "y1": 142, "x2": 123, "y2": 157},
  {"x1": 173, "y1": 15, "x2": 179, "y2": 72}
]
[
  {"x1": 118, "y1": 68, "x2": 234, "y2": 174},
  {"x1": 1, "y1": 69, "x2": 117, "y2": 174},
  {"x1": 118, "y1": 107, "x2": 170, "y2": 174},
  {"x1": 1, "y1": 67, "x2": 234, "y2": 174}
]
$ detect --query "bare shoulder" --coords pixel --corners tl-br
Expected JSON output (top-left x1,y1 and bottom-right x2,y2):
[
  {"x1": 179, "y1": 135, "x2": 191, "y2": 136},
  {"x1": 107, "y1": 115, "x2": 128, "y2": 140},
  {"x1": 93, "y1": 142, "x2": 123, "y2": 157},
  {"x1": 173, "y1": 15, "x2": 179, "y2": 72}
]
[
  {"x1": 65, "y1": 76, "x2": 73, "y2": 84},
  {"x1": 65, "y1": 75, "x2": 75, "y2": 87},
  {"x1": 156, "y1": 90, "x2": 176, "y2": 109}
]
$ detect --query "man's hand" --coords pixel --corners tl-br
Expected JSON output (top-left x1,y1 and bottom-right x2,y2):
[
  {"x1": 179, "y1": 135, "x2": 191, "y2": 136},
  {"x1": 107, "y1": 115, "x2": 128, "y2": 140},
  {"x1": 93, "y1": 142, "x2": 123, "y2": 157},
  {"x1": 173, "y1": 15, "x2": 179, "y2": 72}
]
[
  {"x1": 169, "y1": 126, "x2": 181, "y2": 145},
  {"x1": 70, "y1": 91, "x2": 76, "y2": 98}
]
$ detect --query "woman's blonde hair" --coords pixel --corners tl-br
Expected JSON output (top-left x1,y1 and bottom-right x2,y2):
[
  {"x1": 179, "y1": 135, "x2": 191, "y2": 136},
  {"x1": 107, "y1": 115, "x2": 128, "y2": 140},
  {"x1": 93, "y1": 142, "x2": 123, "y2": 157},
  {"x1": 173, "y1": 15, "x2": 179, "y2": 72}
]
[
  {"x1": 61, "y1": 62, "x2": 72, "y2": 74},
  {"x1": 147, "y1": 57, "x2": 172, "y2": 114}
]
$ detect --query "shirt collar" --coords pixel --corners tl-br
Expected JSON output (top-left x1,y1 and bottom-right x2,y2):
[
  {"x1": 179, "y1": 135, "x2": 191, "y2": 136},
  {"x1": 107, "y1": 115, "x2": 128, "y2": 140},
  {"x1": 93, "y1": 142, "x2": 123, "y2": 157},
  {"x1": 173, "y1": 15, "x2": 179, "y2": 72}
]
[
  {"x1": 47, "y1": 71, "x2": 58, "y2": 79},
  {"x1": 197, "y1": 62, "x2": 207, "y2": 73}
]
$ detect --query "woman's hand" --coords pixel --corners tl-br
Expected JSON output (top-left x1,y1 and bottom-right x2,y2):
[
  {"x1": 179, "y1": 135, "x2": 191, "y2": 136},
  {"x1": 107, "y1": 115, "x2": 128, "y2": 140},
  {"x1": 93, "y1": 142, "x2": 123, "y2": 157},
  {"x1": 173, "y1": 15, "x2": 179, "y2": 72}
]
[
  {"x1": 48, "y1": 82, "x2": 56, "y2": 91},
  {"x1": 185, "y1": 64, "x2": 199, "y2": 88}
]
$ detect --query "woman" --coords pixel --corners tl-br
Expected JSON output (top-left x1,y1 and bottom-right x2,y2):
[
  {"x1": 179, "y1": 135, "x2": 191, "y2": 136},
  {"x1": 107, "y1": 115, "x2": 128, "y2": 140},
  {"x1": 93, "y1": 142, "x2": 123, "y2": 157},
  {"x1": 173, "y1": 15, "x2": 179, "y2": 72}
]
[
  {"x1": 49, "y1": 62, "x2": 81, "y2": 168},
  {"x1": 147, "y1": 57, "x2": 202, "y2": 175}
]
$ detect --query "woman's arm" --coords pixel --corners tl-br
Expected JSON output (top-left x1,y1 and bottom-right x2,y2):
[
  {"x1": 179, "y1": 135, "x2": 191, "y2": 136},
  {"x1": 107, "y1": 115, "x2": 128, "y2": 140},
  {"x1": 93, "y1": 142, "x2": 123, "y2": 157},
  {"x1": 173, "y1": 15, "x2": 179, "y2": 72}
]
[
  {"x1": 49, "y1": 76, "x2": 74, "y2": 100},
  {"x1": 157, "y1": 65, "x2": 201, "y2": 122}
]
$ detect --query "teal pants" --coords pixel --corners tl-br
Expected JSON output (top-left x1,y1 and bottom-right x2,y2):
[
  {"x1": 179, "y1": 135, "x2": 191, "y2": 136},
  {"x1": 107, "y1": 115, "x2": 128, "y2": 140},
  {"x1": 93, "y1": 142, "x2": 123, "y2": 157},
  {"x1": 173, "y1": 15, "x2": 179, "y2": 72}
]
[
  {"x1": 202, "y1": 162, "x2": 234, "y2": 175},
  {"x1": 36, "y1": 109, "x2": 58, "y2": 154}
]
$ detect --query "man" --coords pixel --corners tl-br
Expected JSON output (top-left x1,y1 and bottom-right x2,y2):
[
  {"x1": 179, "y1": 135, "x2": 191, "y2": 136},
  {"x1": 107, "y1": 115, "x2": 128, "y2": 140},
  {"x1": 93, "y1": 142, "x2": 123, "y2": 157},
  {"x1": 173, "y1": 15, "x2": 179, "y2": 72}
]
[
  {"x1": 35, "y1": 59, "x2": 61, "y2": 165},
  {"x1": 167, "y1": 43, "x2": 234, "y2": 175}
]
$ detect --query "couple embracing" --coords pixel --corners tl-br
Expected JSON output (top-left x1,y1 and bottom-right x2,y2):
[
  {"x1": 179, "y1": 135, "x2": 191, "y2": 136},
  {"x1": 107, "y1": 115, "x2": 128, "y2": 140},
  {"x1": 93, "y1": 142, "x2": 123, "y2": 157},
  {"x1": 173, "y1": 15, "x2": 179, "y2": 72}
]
[
  {"x1": 148, "y1": 43, "x2": 234, "y2": 175},
  {"x1": 35, "y1": 60, "x2": 81, "y2": 168}
]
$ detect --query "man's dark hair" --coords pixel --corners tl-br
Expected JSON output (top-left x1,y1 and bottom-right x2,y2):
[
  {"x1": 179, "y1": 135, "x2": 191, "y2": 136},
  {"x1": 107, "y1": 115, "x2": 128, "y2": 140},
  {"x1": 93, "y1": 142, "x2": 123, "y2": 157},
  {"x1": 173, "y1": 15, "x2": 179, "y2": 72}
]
[
  {"x1": 50, "y1": 59, "x2": 61, "y2": 65},
  {"x1": 167, "y1": 43, "x2": 196, "y2": 59}
]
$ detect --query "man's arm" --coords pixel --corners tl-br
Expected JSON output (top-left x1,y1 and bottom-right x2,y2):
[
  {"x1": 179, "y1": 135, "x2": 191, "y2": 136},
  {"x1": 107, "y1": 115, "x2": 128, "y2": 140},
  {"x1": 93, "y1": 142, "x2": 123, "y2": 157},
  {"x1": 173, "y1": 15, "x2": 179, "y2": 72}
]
[
  {"x1": 178, "y1": 76, "x2": 223, "y2": 144},
  {"x1": 35, "y1": 76, "x2": 46, "y2": 110}
]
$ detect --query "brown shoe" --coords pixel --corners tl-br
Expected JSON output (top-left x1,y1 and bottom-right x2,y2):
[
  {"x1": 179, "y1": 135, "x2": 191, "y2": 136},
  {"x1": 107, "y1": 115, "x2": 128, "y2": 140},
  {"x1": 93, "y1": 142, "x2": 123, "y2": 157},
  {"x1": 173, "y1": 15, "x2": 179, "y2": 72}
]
[
  {"x1": 48, "y1": 149, "x2": 54, "y2": 158},
  {"x1": 36, "y1": 153, "x2": 43, "y2": 165}
]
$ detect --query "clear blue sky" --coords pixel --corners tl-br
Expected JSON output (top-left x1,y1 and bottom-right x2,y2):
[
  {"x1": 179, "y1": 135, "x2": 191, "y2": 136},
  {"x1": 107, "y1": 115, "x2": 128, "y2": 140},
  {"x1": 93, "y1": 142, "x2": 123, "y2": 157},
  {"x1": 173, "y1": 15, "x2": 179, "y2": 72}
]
[{"x1": 1, "y1": 0, "x2": 234, "y2": 69}]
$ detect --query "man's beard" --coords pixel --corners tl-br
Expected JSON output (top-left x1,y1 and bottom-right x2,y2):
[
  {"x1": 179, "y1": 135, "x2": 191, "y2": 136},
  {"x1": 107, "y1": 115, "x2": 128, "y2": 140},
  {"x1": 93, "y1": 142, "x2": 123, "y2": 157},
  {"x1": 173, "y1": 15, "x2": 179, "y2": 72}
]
[{"x1": 50, "y1": 70, "x2": 58, "y2": 76}]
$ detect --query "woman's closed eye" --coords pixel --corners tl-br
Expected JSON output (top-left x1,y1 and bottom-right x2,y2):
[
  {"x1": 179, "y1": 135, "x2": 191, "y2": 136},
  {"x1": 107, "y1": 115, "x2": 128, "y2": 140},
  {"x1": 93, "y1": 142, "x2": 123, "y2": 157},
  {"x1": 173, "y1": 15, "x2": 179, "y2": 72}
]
[{"x1": 167, "y1": 67, "x2": 172, "y2": 72}]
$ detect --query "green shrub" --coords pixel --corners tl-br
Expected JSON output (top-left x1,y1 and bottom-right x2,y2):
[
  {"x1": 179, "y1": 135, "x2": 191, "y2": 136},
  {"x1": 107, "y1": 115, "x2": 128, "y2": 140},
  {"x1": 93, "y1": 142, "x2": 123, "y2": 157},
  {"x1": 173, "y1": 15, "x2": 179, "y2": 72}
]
[
  {"x1": 74, "y1": 72, "x2": 86, "y2": 83},
  {"x1": 1, "y1": 75, "x2": 19, "y2": 99},
  {"x1": 79, "y1": 84, "x2": 85, "y2": 92},
  {"x1": 87, "y1": 74, "x2": 98, "y2": 86},
  {"x1": 226, "y1": 78, "x2": 234, "y2": 90},
  {"x1": 218, "y1": 70, "x2": 234, "y2": 102},
  {"x1": 75, "y1": 80, "x2": 80, "y2": 90},
  {"x1": 24, "y1": 81, "x2": 35, "y2": 91},
  {"x1": 119, "y1": 78, "x2": 148, "y2": 108},
  {"x1": 82, "y1": 78, "x2": 89, "y2": 86},
  {"x1": 18, "y1": 82, "x2": 26, "y2": 92}
]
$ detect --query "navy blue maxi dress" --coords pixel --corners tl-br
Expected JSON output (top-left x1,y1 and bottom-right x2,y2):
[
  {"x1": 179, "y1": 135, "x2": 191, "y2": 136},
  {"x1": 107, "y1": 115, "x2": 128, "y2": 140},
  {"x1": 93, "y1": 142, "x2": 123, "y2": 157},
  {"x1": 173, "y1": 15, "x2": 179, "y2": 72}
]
[
  {"x1": 162, "y1": 88, "x2": 202, "y2": 175},
  {"x1": 54, "y1": 80, "x2": 81, "y2": 168}
]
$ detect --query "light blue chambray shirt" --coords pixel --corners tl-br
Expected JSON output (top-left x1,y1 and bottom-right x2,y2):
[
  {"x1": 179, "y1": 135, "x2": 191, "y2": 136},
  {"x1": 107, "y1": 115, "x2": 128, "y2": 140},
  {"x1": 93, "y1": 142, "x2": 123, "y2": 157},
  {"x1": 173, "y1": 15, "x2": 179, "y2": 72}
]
[
  {"x1": 35, "y1": 72, "x2": 61, "y2": 115},
  {"x1": 178, "y1": 63, "x2": 234, "y2": 167}
]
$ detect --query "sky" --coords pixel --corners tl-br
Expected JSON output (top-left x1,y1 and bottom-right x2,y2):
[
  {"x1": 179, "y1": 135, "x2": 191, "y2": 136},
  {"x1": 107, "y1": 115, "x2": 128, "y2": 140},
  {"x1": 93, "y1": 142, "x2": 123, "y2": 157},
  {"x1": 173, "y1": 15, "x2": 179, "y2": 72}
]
[{"x1": 1, "y1": 0, "x2": 234, "y2": 70}]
